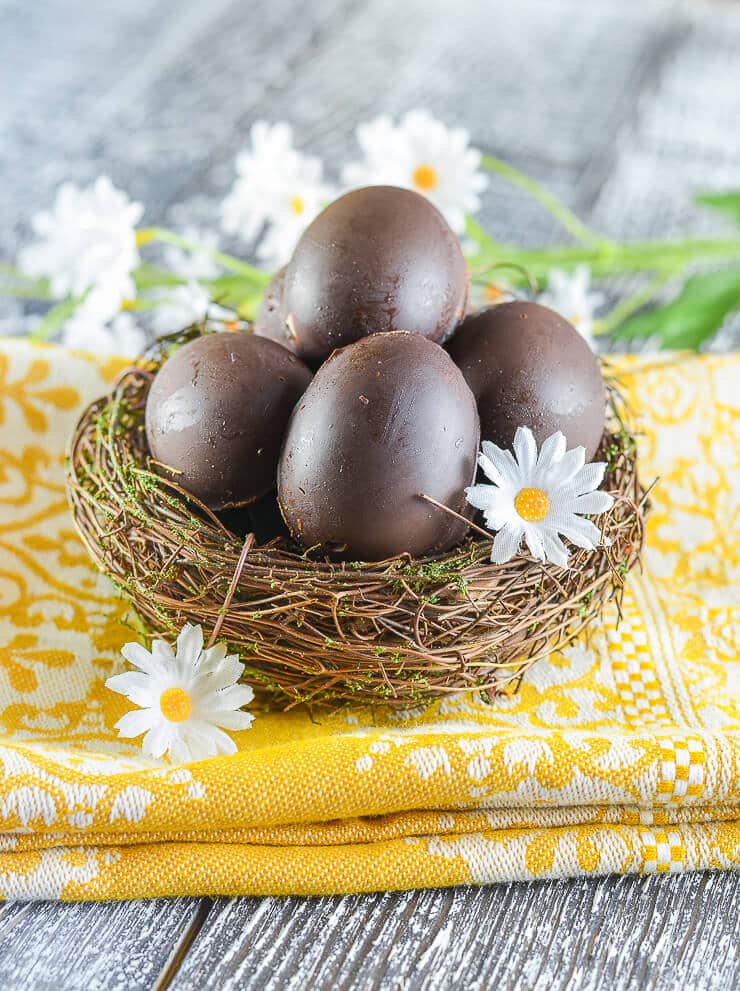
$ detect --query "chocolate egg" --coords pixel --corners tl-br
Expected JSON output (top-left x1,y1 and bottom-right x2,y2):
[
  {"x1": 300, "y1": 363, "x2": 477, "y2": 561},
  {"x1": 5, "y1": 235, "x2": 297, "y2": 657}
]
[
  {"x1": 278, "y1": 332, "x2": 480, "y2": 561},
  {"x1": 145, "y1": 332, "x2": 312, "y2": 509},
  {"x1": 272, "y1": 186, "x2": 468, "y2": 364},
  {"x1": 447, "y1": 302, "x2": 606, "y2": 459},
  {"x1": 254, "y1": 266, "x2": 287, "y2": 347}
]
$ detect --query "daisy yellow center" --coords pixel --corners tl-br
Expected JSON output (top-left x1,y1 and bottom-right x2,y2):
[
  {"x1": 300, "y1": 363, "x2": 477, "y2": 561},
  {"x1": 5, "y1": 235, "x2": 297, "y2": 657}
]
[
  {"x1": 484, "y1": 284, "x2": 504, "y2": 303},
  {"x1": 514, "y1": 487, "x2": 549, "y2": 523},
  {"x1": 290, "y1": 194, "x2": 304, "y2": 215},
  {"x1": 412, "y1": 164, "x2": 438, "y2": 192},
  {"x1": 159, "y1": 686, "x2": 192, "y2": 723}
]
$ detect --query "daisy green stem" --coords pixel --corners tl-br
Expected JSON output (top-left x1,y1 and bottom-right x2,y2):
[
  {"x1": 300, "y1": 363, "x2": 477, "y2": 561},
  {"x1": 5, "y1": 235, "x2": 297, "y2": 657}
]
[
  {"x1": 138, "y1": 227, "x2": 271, "y2": 284},
  {"x1": 593, "y1": 269, "x2": 680, "y2": 336},
  {"x1": 0, "y1": 264, "x2": 52, "y2": 300},
  {"x1": 29, "y1": 296, "x2": 83, "y2": 340},
  {"x1": 469, "y1": 234, "x2": 740, "y2": 282},
  {"x1": 480, "y1": 154, "x2": 610, "y2": 248}
]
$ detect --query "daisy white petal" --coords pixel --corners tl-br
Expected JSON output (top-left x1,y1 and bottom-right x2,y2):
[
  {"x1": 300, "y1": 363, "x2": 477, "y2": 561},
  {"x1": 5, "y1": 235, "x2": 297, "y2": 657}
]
[
  {"x1": 121, "y1": 641, "x2": 165, "y2": 676},
  {"x1": 184, "y1": 724, "x2": 236, "y2": 759},
  {"x1": 106, "y1": 671, "x2": 159, "y2": 707},
  {"x1": 569, "y1": 460, "x2": 608, "y2": 496},
  {"x1": 200, "y1": 656, "x2": 245, "y2": 692},
  {"x1": 512, "y1": 427, "x2": 538, "y2": 476},
  {"x1": 541, "y1": 532, "x2": 570, "y2": 569},
  {"x1": 549, "y1": 514, "x2": 602, "y2": 549},
  {"x1": 208, "y1": 709, "x2": 255, "y2": 732},
  {"x1": 114, "y1": 708, "x2": 156, "y2": 738},
  {"x1": 465, "y1": 483, "x2": 501, "y2": 513},
  {"x1": 522, "y1": 524, "x2": 547, "y2": 561},
  {"x1": 547, "y1": 445, "x2": 586, "y2": 487},
  {"x1": 535, "y1": 431, "x2": 567, "y2": 473},
  {"x1": 478, "y1": 445, "x2": 520, "y2": 489},
  {"x1": 202, "y1": 683, "x2": 255, "y2": 713},
  {"x1": 571, "y1": 490, "x2": 615, "y2": 515},
  {"x1": 142, "y1": 723, "x2": 173, "y2": 760},
  {"x1": 491, "y1": 523, "x2": 523, "y2": 564}
]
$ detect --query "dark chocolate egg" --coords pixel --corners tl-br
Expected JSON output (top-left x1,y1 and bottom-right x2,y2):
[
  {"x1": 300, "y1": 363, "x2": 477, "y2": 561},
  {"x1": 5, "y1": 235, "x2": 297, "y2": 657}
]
[
  {"x1": 277, "y1": 332, "x2": 480, "y2": 561},
  {"x1": 145, "y1": 332, "x2": 312, "y2": 509},
  {"x1": 254, "y1": 266, "x2": 288, "y2": 348},
  {"x1": 276, "y1": 186, "x2": 468, "y2": 364},
  {"x1": 447, "y1": 302, "x2": 606, "y2": 460}
]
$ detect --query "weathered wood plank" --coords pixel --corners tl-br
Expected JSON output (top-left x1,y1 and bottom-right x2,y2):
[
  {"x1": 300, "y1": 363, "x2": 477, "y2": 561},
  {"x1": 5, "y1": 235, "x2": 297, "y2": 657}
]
[
  {"x1": 169, "y1": 873, "x2": 739, "y2": 991},
  {"x1": 0, "y1": 897, "x2": 207, "y2": 991}
]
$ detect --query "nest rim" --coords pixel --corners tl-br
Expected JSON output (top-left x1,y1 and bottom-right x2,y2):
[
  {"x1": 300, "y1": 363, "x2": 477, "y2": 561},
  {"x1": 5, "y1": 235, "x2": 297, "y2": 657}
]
[{"x1": 66, "y1": 347, "x2": 648, "y2": 710}]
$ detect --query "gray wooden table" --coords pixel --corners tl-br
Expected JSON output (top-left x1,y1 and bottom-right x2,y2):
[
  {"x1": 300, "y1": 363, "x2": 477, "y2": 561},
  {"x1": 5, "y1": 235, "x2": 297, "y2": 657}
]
[{"x1": 0, "y1": 0, "x2": 738, "y2": 987}]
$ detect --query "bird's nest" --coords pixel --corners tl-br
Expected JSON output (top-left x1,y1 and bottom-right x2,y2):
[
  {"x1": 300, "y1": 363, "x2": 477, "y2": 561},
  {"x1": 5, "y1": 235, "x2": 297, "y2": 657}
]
[{"x1": 66, "y1": 354, "x2": 648, "y2": 710}]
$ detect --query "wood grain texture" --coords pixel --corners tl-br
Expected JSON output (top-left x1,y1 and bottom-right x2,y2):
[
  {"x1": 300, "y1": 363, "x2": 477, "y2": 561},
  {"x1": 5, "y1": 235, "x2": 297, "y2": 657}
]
[
  {"x1": 0, "y1": 0, "x2": 738, "y2": 988},
  {"x1": 170, "y1": 873, "x2": 739, "y2": 991},
  {"x1": 0, "y1": 897, "x2": 204, "y2": 991}
]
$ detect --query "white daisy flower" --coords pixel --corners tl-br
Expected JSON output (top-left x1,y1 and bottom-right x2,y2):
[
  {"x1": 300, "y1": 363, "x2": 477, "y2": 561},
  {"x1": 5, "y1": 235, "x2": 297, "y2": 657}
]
[
  {"x1": 466, "y1": 427, "x2": 614, "y2": 569},
  {"x1": 221, "y1": 121, "x2": 334, "y2": 266},
  {"x1": 19, "y1": 176, "x2": 143, "y2": 320},
  {"x1": 106, "y1": 623, "x2": 254, "y2": 763},
  {"x1": 62, "y1": 311, "x2": 147, "y2": 358},
  {"x1": 151, "y1": 280, "x2": 233, "y2": 335},
  {"x1": 162, "y1": 226, "x2": 221, "y2": 281},
  {"x1": 342, "y1": 109, "x2": 488, "y2": 234},
  {"x1": 537, "y1": 265, "x2": 605, "y2": 346}
]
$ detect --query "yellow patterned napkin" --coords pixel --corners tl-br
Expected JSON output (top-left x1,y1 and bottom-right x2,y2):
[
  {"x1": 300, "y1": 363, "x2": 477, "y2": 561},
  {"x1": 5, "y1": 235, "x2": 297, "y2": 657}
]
[{"x1": 0, "y1": 338, "x2": 737, "y2": 901}]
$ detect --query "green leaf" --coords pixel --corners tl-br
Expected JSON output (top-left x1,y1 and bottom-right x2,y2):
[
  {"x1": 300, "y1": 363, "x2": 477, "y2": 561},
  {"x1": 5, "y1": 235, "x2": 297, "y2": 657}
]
[
  {"x1": 29, "y1": 297, "x2": 83, "y2": 340},
  {"x1": 143, "y1": 227, "x2": 270, "y2": 284},
  {"x1": 464, "y1": 215, "x2": 503, "y2": 256},
  {"x1": 132, "y1": 263, "x2": 184, "y2": 291},
  {"x1": 694, "y1": 191, "x2": 740, "y2": 226},
  {"x1": 480, "y1": 153, "x2": 609, "y2": 247},
  {"x1": 0, "y1": 264, "x2": 52, "y2": 300},
  {"x1": 615, "y1": 269, "x2": 740, "y2": 349},
  {"x1": 207, "y1": 275, "x2": 265, "y2": 311}
]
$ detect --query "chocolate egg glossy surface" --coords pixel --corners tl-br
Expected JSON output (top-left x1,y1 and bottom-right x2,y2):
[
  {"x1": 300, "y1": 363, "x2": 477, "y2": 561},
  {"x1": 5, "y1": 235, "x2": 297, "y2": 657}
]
[
  {"x1": 254, "y1": 266, "x2": 289, "y2": 350},
  {"x1": 277, "y1": 332, "x2": 480, "y2": 561},
  {"x1": 447, "y1": 301, "x2": 606, "y2": 459},
  {"x1": 280, "y1": 186, "x2": 468, "y2": 364},
  {"x1": 145, "y1": 331, "x2": 312, "y2": 509}
]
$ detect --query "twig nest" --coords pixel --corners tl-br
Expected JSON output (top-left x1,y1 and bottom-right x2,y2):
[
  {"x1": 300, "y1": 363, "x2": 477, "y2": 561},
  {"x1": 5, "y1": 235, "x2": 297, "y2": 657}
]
[{"x1": 67, "y1": 350, "x2": 646, "y2": 710}]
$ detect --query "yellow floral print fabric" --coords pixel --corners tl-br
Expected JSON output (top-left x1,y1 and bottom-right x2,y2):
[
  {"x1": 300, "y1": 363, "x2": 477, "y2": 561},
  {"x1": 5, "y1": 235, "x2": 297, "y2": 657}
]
[{"x1": 0, "y1": 338, "x2": 737, "y2": 901}]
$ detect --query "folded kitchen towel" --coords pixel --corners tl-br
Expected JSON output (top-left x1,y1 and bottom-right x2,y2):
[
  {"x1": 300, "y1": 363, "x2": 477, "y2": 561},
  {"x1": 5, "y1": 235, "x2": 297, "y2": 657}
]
[{"x1": 0, "y1": 338, "x2": 737, "y2": 901}]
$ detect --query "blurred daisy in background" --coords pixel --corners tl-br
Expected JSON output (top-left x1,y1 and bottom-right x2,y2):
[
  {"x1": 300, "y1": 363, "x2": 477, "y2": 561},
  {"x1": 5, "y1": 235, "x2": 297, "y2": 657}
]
[
  {"x1": 19, "y1": 176, "x2": 143, "y2": 322},
  {"x1": 61, "y1": 311, "x2": 147, "y2": 358},
  {"x1": 538, "y1": 265, "x2": 605, "y2": 346},
  {"x1": 151, "y1": 280, "x2": 233, "y2": 335},
  {"x1": 221, "y1": 121, "x2": 335, "y2": 267},
  {"x1": 107, "y1": 623, "x2": 254, "y2": 763},
  {"x1": 466, "y1": 427, "x2": 614, "y2": 568},
  {"x1": 342, "y1": 109, "x2": 488, "y2": 234},
  {"x1": 162, "y1": 226, "x2": 222, "y2": 281}
]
